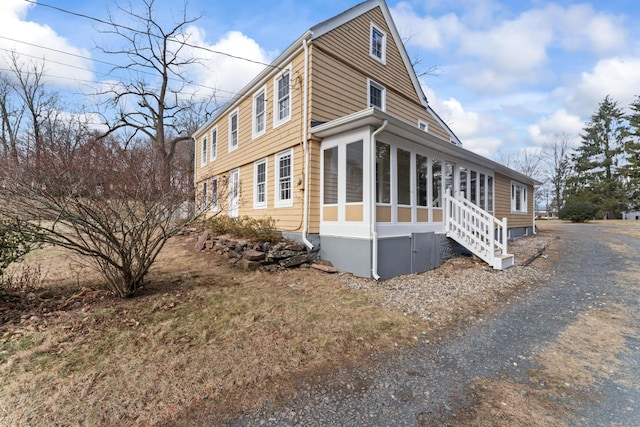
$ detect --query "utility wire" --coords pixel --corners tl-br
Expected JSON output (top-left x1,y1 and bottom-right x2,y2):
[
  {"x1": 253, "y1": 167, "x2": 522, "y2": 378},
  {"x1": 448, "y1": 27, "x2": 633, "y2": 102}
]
[
  {"x1": 0, "y1": 37, "x2": 240, "y2": 97},
  {"x1": 22, "y1": 0, "x2": 279, "y2": 69}
]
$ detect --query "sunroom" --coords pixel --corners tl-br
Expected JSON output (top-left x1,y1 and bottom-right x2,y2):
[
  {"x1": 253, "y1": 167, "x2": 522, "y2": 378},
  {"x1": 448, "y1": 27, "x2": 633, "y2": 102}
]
[{"x1": 312, "y1": 108, "x2": 500, "y2": 279}]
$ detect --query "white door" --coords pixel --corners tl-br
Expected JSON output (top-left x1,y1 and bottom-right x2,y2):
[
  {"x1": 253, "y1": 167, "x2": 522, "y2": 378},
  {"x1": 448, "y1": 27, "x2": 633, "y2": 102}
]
[{"x1": 228, "y1": 169, "x2": 239, "y2": 217}]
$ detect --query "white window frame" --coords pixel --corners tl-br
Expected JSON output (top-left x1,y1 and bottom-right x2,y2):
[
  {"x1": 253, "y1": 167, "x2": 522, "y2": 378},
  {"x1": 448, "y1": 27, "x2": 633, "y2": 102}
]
[
  {"x1": 201, "y1": 180, "x2": 208, "y2": 210},
  {"x1": 200, "y1": 135, "x2": 207, "y2": 166},
  {"x1": 228, "y1": 108, "x2": 239, "y2": 152},
  {"x1": 418, "y1": 120, "x2": 428, "y2": 132},
  {"x1": 254, "y1": 158, "x2": 267, "y2": 209},
  {"x1": 511, "y1": 181, "x2": 528, "y2": 213},
  {"x1": 368, "y1": 78, "x2": 386, "y2": 111},
  {"x1": 210, "y1": 126, "x2": 218, "y2": 161},
  {"x1": 369, "y1": 22, "x2": 387, "y2": 64},
  {"x1": 252, "y1": 86, "x2": 267, "y2": 139},
  {"x1": 273, "y1": 64, "x2": 292, "y2": 128},
  {"x1": 210, "y1": 175, "x2": 219, "y2": 211},
  {"x1": 275, "y1": 149, "x2": 293, "y2": 208}
]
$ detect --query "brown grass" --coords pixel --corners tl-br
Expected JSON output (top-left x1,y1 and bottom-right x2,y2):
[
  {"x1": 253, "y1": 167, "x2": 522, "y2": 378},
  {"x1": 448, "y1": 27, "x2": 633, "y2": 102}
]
[
  {"x1": 451, "y1": 306, "x2": 635, "y2": 427},
  {"x1": 0, "y1": 236, "x2": 422, "y2": 426}
]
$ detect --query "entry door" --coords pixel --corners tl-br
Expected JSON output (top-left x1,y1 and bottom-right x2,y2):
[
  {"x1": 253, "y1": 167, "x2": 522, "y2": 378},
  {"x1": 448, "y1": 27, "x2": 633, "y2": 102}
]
[{"x1": 228, "y1": 169, "x2": 239, "y2": 217}]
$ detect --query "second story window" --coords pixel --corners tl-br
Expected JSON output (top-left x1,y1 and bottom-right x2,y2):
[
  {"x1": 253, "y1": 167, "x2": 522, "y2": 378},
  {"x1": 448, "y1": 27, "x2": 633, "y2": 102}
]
[
  {"x1": 368, "y1": 79, "x2": 386, "y2": 111},
  {"x1": 201, "y1": 135, "x2": 207, "y2": 166},
  {"x1": 370, "y1": 23, "x2": 386, "y2": 64},
  {"x1": 229, "y1": 109, "x2": 239, "y2": 151},
  {"x1": 253, "y1": 87, "x2": 266, "y2": 138},
  {"x1": 210, "y1": 127, "x2": 217, "y2": 161},
  {"x1": 274, "y1": 65, "x2": 291, "y2": 127}
]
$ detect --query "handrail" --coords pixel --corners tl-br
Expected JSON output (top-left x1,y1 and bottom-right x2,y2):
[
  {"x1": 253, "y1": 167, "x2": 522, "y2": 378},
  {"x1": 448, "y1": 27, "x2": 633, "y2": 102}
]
[{"x1": 444, "y1": 191, "x2": 510, "y2": 269}]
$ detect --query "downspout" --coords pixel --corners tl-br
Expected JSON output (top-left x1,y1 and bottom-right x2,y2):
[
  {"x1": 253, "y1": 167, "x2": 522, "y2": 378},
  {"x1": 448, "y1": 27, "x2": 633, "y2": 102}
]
[
  {"x1": 370, "y1": 120, "x2": 388, "y2": 280},
  {"x1": 301, "y1": 36, "x2": 313, "y2": 250}
]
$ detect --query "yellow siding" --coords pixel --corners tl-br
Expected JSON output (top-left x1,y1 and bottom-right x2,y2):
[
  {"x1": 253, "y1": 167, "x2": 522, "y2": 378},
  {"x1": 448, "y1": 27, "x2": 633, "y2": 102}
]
[
  {"x1": 397, "y1": 207, "x2": 412, "y2": 222},
  {"x1": 432, "y1": 209, "x2": 443, "y2": 223},
  {"x1": 494, "y1": 172, "x2": 535, "y2": 229},
  {"x1": 377, "y1": 206, "x2": 391, "y2": 222},
  {"x1": 323, "y1": 206, "x2": 338, "y2": 221},
  {"x1": 310, "y1": 7, "x2": 451, "y2": 141},
  {"x1": 417, "y1": 208, "x2": 429, "y2": 222},
  {"x1": 194, "y1": 50, "x2": 309, "y2": 232},
  {"x1": 346, "y1": 204, "x2": 364, "y2": 222}
]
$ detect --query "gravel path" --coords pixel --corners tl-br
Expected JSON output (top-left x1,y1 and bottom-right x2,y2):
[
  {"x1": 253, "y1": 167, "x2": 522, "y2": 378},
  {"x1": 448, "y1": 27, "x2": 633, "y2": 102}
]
[{"x1": 224, "y1": 223, "x2": 640, "y2": 426}]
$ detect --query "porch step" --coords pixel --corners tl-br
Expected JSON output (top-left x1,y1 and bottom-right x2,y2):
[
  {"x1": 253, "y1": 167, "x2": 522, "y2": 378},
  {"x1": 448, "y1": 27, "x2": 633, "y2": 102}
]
[{"x1": 495, "y1": 254, "x2": 514, "y2": 270}]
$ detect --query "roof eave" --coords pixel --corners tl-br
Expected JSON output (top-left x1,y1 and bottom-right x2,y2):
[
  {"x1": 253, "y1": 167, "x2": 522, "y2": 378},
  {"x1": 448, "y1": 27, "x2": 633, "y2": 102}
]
[
  {"x1": 311, "y1": 108, "x2": 540, "y2": 186},
  {"x1": 193, "y1": 31, "x2": 313, "y2": 139}
]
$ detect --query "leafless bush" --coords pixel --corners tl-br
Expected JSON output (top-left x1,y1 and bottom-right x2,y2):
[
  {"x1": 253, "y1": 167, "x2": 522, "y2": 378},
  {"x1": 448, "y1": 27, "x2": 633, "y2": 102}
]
[{"x1": 0, "y1": 137, "x2": 207, "y2": 298}]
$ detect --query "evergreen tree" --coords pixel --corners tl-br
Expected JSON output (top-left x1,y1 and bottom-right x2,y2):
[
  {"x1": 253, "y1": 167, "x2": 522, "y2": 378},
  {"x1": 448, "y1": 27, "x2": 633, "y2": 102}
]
[
  {"x1": 622, "y1": 96, "x2": 640, "y2": 209},
  {"x1": 569, "y1": 96, "x2": 628, "y2": 219}
]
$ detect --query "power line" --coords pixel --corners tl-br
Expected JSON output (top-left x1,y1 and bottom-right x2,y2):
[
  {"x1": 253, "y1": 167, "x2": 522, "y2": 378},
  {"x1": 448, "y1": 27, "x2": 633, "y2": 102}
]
[
  {"x1": 0, "y1": 37, "x2": 241, "y2": 97},
  {"x1": 23, "y1": 0, "x2": 278, "y2": 70}
]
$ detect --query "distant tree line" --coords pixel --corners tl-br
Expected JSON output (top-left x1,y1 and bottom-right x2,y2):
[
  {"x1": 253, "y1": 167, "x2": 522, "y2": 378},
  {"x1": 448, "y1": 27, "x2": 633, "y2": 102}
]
[{"x1": 499, "y1": 95, "x2": 640, "y2": 222}]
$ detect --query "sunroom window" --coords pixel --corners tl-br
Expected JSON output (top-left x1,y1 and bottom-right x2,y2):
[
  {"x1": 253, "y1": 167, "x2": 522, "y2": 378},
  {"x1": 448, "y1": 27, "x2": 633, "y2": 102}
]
[{"x1": 346, "y1": 141, "x2": 363, "y2": 203}]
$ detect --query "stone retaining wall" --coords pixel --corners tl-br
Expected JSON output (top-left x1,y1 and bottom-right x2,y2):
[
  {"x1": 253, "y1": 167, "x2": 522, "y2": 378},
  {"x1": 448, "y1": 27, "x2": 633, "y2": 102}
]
[{"x1": 194, "y1": 230, "x2": 336, "y2": 273}]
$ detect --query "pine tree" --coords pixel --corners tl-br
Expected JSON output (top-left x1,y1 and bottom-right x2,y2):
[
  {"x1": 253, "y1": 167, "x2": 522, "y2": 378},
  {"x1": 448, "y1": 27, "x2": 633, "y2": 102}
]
[
  {"x1": 622, "y1": 96, "x2": 640, "y2": 209},
  {"x1": 569, "y1": 96, "x2": 628, "y2": 218}
]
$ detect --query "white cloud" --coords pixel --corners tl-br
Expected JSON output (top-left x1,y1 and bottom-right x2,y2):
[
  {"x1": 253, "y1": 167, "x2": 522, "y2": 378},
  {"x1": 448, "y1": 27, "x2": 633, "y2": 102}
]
[
  {"x1": 183, "y1": 27, "x2": 274, "y2": 104},
  {"x1": 562, "y1": 56, "x2": 640, "y2": 116},
  {"x1": 462, "y1": 136, "x2": 503, "y2": 158},
  {"x1": 392, "y1": 3, "x2": 462, "y2": 50},
  {"x1": 527, "y1": 109, "x2": 584, "y2": 145},
  {"x1": 559, "y1": 4, "x2": 627, "y2": 55},
  {"x1": 0, "y1": 0, "x2": 94, "y2": 87}
]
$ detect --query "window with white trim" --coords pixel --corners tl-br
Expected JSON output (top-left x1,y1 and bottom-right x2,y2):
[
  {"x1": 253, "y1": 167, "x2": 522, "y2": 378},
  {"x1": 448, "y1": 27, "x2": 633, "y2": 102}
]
[
  {"x1": 254, "y1": 159, "x2": 267, "y2": 208},
  {"x1": 274, "y1": 66, "x2": 291, "y2": 127},
  {"x1": 511, "y1": 181, "x2": 528, "y2": 213},
  {"x1": 275, "y1": 149, "x2": 293, "y2": 207},
  {"x1": 201, "y1": 180, "x2": 208, "y2": 210},
  {"x1": 229, "y1": 109, "x2": 239, "y2": 151},
  {"x1": 210, "y1": 127, "x2": 217, "y2": 161},
  {"x1": 210, "y1": 176, "x2": 218, "y2": 211},
  {"x1": 201, "y1": 136, "x2": 207, "y2": 166},
  {"x1": 376, "y1": 141, "x2": 391, "y2": 204},
  {"x1": 252, "y1": 87, "x2": 266, "y2": 138},
  {"x1": 346, "y1": 141, "x2": 363, "y2": 203},
  {"x1": 418, "y1": 120, "x2": 428, "y2": 132},
  {"x1": 323, "y1": 146, "x2": 338, "y2": 205},
  {"x1": 370, "y1": 23, "x2": 386, "y2": 64},
  {"x1": 368, "y1": 79, "x2": 386, "y2": 111}
]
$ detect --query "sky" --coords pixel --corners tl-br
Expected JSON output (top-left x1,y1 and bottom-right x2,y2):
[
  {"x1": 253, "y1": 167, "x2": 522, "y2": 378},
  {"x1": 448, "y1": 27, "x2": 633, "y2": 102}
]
[{"x1": 1, "y1": 0, "x2": 639, "y2": 160}]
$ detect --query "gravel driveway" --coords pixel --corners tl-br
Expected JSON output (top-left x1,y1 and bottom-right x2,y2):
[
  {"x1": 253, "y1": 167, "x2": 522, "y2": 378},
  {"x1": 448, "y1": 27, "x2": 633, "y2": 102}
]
[{"x1": 224, "y1": 223, "x2": 640, "y2": 426}]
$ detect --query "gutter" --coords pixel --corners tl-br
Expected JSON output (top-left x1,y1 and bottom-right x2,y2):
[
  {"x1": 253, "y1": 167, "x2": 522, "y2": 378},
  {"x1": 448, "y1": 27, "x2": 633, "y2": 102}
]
[
  {"x1": 370, "y1": 120, "x2": 388, "y2": 280},
  {"x1": 301, "y1": 36, "x2": 313, "y2": 250}
]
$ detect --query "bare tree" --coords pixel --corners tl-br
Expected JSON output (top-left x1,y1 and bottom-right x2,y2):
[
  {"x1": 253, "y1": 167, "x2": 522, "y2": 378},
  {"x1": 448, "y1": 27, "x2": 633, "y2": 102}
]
[
  {"x1": 97, "y1": 0, "x2": 215, "y2": 190},
  {"x1": 542, "y1": 133, "x2": 574, "y2": 213},
  {"x1": 7, "y1": 53, "x2": 59, "y2": 170},
  {"x1": 496, "y1": 148, "x2": 546, "y2": 181},
  {"x1": 0, "y1": 134, "x2": 211, "y2": 298},
  {"x1": 0, "y1": 73, "x2": 24, "y2": 163}
]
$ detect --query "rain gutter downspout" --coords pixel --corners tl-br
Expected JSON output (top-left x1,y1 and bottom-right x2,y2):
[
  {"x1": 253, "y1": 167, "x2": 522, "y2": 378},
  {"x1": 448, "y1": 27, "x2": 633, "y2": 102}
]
[
  {"x1": 370, "y1": 120, "x2": 388, "y2": 280},
  {"x1": 301, "y1": 36, "x2": 313, "y2": 250}
]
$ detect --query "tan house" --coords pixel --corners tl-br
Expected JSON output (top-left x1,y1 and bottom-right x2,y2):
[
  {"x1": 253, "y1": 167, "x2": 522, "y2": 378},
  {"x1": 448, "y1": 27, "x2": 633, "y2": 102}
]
[{"x1": 193, "y1": 0, "x2": 538, "y2": 279}]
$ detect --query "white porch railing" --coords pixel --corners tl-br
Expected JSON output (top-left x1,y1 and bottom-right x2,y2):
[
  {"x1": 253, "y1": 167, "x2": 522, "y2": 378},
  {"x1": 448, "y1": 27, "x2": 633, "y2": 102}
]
[{"x1": 444, "y1": 191, "x2": 513, "y2": 270}]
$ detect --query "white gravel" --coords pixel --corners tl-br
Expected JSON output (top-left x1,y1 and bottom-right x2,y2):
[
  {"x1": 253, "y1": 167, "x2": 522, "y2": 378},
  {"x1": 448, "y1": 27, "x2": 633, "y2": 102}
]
[{"x1": 341, "y1": 232, "x2": 557, "y2": 326}]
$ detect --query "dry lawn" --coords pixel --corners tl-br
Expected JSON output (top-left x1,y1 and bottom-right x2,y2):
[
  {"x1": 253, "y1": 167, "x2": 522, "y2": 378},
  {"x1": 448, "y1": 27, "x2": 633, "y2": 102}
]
[{"x1": 0, "y1": 235, "x2": 423, "y2": 426}]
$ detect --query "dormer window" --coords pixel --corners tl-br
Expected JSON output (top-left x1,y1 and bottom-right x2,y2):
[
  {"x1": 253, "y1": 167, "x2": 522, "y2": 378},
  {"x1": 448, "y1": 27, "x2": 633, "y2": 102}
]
[{"x1": 370, "y1": 23, "x2": 386, "y2": 64}]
